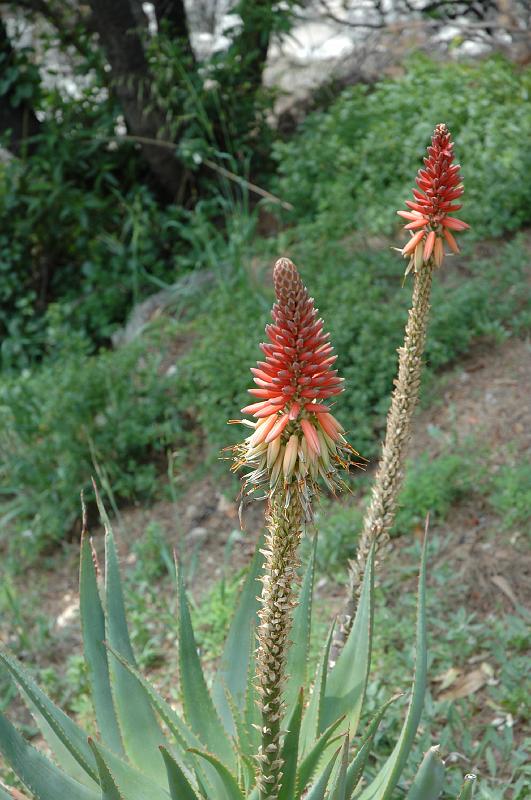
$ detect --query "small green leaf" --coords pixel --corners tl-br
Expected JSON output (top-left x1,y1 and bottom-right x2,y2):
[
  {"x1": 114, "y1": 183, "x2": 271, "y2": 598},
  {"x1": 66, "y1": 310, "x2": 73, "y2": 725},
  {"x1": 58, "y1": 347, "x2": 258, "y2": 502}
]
[
  {"x1": 0, "y1": 648, "x2": 98, "y2": 783},
  {"x1": 456, "y1": 774, "x2": 477, "y2": 799},
  {"x1": 189, "y1": 749, "x2": 245, "y2": 800},
  {"x1": 407, "y1": 746, "x2": 445, "y2": 800},
  {"x1": 212, "y1": 537, "x2": 264, "y2": 735},
  {"x1": 357, "y1": 535, "x2": 429, "y2": 800},
  {"x1": 160, "y1": 746, "x2": 200, "y2": 800},
  {"x1": 0, "y1": 713, "x2": 98, "y2": 800},
  {"x1": 284, "y1": 535, "x2": 317, "y2": 716},
  {"x1": 305, "y1": 747, "x2": 340, "y2": 800},
  {"x1": 176, "y1": 559, "x2": 236, "y2": 769},
  {"x1": 321, "y1": 546, "x2": 375, "y2": 737},
  {"x1": 278, "y1": 688, "x2": 304, "y2": 800},
  {"x1": 329, "y1": 734, "x2": 349, "y2": 800},
  {"x1": 80, "y1": 532, "x2": 123, "y2": 755},
  {"x1": 101, "y1": 504, "x2": 166, "y2": 782}
]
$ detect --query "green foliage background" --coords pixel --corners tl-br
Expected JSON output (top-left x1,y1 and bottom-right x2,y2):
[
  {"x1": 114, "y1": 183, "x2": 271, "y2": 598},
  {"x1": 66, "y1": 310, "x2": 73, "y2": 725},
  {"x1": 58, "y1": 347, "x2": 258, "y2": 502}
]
[{"x1": 1, "y1": 55, "x2": 530, "y2": 552}]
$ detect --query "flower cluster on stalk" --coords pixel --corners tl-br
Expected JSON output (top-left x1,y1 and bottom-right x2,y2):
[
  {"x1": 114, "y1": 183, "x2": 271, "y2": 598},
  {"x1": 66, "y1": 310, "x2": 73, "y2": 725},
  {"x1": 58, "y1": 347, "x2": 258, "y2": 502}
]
[
  {"x1": 232, "y1": 257, "x2": 361, "y2": 516},
  {"x1": 398, "y1": 123, "x2": 469, "y2": 274}
]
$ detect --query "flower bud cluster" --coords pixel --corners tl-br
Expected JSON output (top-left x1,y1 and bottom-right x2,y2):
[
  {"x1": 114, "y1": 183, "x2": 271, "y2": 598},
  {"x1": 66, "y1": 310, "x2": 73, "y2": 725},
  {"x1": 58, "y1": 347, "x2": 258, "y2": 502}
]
[
  {"x1": 232, "y1": 258, "x2": 360, "y2": 513},
  {"x1": 398, "y1": 123, "x2": 469, "y2": 274}
]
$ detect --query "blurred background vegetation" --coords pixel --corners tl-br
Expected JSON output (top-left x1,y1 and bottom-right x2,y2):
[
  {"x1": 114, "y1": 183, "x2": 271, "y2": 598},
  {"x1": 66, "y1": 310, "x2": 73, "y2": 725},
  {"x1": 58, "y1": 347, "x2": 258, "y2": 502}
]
[{"x1": 0, "y1": 2, "x2": 530, "y2": 797}]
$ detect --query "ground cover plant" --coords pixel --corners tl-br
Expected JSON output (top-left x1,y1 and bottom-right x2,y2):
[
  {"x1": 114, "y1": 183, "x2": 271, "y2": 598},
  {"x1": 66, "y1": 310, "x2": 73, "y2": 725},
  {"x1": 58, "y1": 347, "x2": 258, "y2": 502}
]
[{"x1": 0, "y1": 126, "x2": 489, "y2": 800}]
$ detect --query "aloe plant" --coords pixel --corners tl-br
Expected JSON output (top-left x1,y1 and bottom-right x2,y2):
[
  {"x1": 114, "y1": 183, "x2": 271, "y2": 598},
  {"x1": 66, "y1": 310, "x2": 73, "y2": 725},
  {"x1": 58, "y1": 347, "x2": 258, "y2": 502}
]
[{"x1": 0, "y1": 491, "x2": 475, "y2": 799}]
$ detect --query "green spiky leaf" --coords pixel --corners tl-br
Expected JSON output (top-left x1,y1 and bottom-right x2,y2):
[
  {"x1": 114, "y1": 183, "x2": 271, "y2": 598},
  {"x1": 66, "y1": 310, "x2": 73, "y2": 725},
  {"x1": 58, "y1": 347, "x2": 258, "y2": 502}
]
[
  {"x1": 299, "y1": 622, "x2": 335, "y2": 757},
  {"x1": 297, "y1": 715, "x2": 345, "y2": 793},
  {"x1": 321, "y1": 545, "x2": 375, "y2": 737},
  {"x1": 80, "y1": 532, "x2": 123, "y2": 756},
  {"x1": 189, "y1": 749, "x2": 245, "y2": 800},
  {"x1": 329, "y1": 734, "x2": 350, "y2": 800},
  {"x1": 98, "y1": 494, "x2": 167, "y2": 782},
  {"x1": 212, "y1": 537, "x2": 264, "y2": 735},
  {"x1": 89, "y1": 739, "x2": 171, "y2": 800},
  {"x1": 278, "y1": 688, "x2": 304, "y2": 800},
  {"x1": 284, "y1": 535, "x2": 317, "y2": 715},
  {"x1": 305, "y1": 747, "x2": 341, "y2": 800},
  {"x1": 160, "y1": 746, "x2": 200, "y2": 800},
  {"x1": 89, "y1": 739, "x2": 125, "y2": 800},
  {"x1": 0, "y1": 713, "x2": 98, "y2": 800},
  {"x1": 176, "y1": 559, "x2": 236, "y2": 769},
  {"x1": 456, "y1": 774, "x2": 477, "y2": 799},
  {"x1": 0, "y1": 648, "x2": 98, "y2": 784},
  {"x1": 407, "y1": 746, "x2": 445, "y2": 800},
  {"x1": 356, "y1": 535, "x2": 429, "y2": 800},
  {"x1": 345, "y1": 694, "x2": 401, "y2": 797}
]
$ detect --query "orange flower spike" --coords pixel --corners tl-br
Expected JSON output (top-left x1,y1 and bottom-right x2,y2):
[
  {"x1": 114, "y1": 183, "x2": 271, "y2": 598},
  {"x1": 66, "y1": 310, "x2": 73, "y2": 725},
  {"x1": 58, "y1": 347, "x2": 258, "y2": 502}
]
[
  {"x1": 232, "y1": 257, "x2": 362, "y2": 510},
  {"x1": 398, "y1": 123, "x2": 469, "y2": 273}
]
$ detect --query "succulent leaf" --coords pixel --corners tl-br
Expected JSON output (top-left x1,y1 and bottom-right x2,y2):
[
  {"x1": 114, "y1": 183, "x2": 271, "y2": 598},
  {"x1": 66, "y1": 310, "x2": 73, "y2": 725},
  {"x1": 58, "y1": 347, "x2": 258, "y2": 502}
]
[
  {"x1": 101, "y1": 501, "x2": 166, "y2": 781},
  {"x1": 80, "y1": 532, "x2": 124, "y2": 756},
  {"x1": 188, "y1": 749, "x2": 245, "y2": 800},
  {"x1": 89, "y1": 740, "x2": 126, "y2": 800},
  {"x1": 0, "y1": 648, "x2": 99, "y2": 784},
  {"x1": 356, "y1": 534, "x2": 428, "y2": 800},
  {"x1": 297, "y1": 715, "x2": 345, "y2": 794},
  {"x1": 160, "y1": 746, "x2": 201, "y2": 800},
  {"x1": 305, "y1": 746, "x2": 341, "y2": 800},
  {"x1": 90, "y1": 739, "x2": 172, "y2": 800},
  {"x1": 299, "y1": 622, "x2": 335, "y2": 758},
  {"x1": 278, "y1": 688, "x2": 304, "y2": 800},
  {"x1": 212, "y1": 536, "x2": 265, "y2": 735},
  {"x1": 0, "y1": 713, "x2": 98, "y2": 800},
  {"x1": 284, "y1": 535, "x2": 317, "y2": 717},
  {"x1": 456, "y1": 774, "x2": 477, "y2": 799},
  {"x1": 328, "y1": 733, "x2": 350, "y2": 800},
  {"x1": 406, "y1": 745, "x2": 445, "y2": 800},
  {"x1": 176, "y1": 559, "x2": 237, "y2": 770},
  {"x1": 344, "y1": 694, "x2": 401, "y2": 798},
  {"x1": 321, "y1": 545, "x2": 375, "y2": 737}
]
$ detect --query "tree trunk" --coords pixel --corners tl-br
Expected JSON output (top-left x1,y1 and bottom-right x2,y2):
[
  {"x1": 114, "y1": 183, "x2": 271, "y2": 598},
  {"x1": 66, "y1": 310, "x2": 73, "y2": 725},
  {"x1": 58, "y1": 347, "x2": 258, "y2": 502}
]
[
  {"x1": 0, "y1": 16, "x2": 41, "y2": 155},
  {"x1": 153, "y1": 0, "x2": 195, "y2": 63},
  {"x1": 87, "y1": 0, "x2": 187, "y2": 199}
]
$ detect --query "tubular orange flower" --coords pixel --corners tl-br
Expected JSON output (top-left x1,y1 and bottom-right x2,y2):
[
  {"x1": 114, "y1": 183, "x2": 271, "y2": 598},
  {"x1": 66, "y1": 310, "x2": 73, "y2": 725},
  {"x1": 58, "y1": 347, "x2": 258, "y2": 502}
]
[
  {"x1": 398, "y1": 123, "x2": 469, "y2": 274},
  {"x1": 232, "y1": 257, "x2": 361, "y2": 514}
]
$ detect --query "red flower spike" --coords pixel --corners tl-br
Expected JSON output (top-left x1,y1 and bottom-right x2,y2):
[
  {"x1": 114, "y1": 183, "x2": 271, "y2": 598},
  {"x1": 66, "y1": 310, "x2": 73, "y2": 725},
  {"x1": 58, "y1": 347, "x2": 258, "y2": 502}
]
[
  {"x1": 398, "y1": 124, "x2": 468, "y2": 273},
  {"x1": 232, "y1": 258, "x2": 363, "y2": 507}
]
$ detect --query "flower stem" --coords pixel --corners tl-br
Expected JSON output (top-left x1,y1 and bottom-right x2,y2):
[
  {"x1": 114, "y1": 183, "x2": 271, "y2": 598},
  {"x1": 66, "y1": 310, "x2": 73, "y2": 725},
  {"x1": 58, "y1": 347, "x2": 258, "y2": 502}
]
[
  {"x1": 332, "y1": 264, "x2": 433, "y2": 660},
  {"x1": 256, "y1": 490, "x2": 303, "y2": 800}
]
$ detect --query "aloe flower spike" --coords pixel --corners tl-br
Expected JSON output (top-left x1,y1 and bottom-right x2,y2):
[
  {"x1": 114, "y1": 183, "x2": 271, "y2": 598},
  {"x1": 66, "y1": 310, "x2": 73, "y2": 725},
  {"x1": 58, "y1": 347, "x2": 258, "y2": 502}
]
[
  {"x1": 332, "y1": 124, "x2": 469, "y2": 660},
  {"x1": 233, "y1": 257, "x2": 360, "y2": 799}
]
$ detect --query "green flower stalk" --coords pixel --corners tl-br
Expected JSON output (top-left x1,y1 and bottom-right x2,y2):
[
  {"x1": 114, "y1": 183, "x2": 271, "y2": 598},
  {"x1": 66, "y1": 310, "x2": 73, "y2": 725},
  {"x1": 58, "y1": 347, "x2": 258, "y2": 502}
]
[
  {"x1": 233, "y1": 257, "x2": 360, "y2": 798},
  {"x1": 334, "y1": 124, "x2": 469, "y2": 655}
]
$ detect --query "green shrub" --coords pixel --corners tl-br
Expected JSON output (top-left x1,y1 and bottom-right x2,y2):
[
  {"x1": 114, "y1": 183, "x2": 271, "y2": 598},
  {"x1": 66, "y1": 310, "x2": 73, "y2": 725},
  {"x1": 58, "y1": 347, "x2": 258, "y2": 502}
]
[
  {"x1": 273, "y1": 55, "x2": 531, "y2": 241},
  {"x1": 0, "y1": 328, "x2": 183, "y2": 556},
  {"x1": 489, "y1": 458, "x2": 531, "y2": 529}
]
